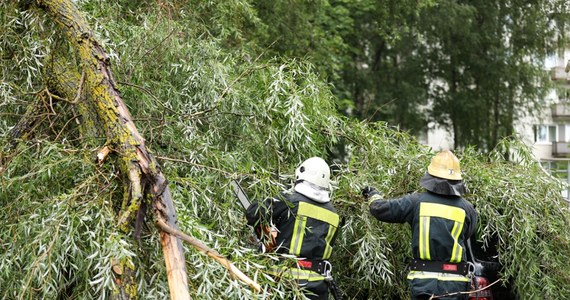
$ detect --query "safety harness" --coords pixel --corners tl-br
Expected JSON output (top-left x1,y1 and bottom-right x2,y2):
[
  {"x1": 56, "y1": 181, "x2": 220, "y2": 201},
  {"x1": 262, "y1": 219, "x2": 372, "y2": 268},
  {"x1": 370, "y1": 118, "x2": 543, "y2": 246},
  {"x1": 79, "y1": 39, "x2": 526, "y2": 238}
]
[
  {"x1": 257, "y1": 191, "x2": 343, "y2": 299},
  {"x1": 296, "y1": 259, "x2": 343, "y2": 300},
  {"x1": 297, "y1": 259, "x2": 330, "y2": 274},
  {"x1": 409, "y1": 259, "x2": 470, "y2": 276}
]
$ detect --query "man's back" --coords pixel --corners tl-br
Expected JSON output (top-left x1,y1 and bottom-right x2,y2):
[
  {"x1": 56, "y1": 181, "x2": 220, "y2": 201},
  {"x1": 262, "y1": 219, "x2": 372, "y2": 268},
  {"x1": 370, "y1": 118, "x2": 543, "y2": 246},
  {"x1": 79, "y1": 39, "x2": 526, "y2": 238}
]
[
  {"x1": 366, "y1": 150, "x2": 478, "y2": 300},
  {"x1": 244, "y1": 157, "x2": 341, "y2": 300},
  {"x1": 409, "y1": 192, "x2": 477, "y2": 263},
  {"x1": 247, "y1": 190, "x2": 340, "y2": 260}
]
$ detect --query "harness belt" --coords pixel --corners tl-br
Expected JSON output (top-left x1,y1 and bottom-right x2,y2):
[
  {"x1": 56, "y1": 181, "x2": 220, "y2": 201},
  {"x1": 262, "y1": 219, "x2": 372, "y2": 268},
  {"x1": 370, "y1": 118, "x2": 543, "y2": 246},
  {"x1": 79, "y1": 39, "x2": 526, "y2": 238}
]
[
  {"x1": 296, "y1": 259, "x2": 343, "y2": 300},
  {"x1": 297, "y1": 259, "x2": 330, "y2": 275},
  {"x1": 409, "y1": 259, "x2": 469, "y2": 276}
]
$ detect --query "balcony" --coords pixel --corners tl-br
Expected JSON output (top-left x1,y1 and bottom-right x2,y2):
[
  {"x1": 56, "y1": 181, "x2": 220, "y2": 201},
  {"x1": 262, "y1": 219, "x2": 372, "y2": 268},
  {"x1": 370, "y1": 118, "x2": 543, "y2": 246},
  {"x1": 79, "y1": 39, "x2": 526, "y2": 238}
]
[
  {"x1": 551, "y1": 103, "x2": 570, "y2": 120},
  {"x1": 551, "y1": 66, "x2": 570, "y2": 82},
  {"x1": 553, "y1": 141, "x2": 570, "y2": 157}
]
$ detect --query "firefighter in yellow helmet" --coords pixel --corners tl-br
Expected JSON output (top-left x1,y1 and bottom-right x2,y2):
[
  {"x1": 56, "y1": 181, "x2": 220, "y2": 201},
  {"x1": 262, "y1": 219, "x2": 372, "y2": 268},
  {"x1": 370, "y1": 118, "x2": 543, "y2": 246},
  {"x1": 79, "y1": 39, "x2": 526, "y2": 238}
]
[
  {"x1": 362, "y1": 150, "x2": 477, "y2": 300},
  {"x1": 246, "y1": 157, "x2": 342, "y2": 299}
]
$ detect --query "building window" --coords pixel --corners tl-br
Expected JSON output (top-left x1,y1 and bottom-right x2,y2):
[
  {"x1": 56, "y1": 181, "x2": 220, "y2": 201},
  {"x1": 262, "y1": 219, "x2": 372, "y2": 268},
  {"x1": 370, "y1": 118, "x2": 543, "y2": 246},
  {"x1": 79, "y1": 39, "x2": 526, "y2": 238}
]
[{"x1": 534, "y1": 125, "x2": 557, "y2": 143}]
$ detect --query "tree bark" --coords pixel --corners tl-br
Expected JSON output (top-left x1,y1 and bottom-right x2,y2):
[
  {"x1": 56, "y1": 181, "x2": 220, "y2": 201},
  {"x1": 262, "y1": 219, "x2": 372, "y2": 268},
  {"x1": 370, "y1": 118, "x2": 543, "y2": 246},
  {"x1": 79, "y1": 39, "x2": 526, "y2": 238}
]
[
  {"x1": 37, "y1": 0, "x2": 190, "y2": 298},
  {"x1": 35, "y1": 1, "x2": 261, "y2": 298},
  {"x1": 156, "y1": 220, "x2": 262, "y2": 292},
  {"x1": 44, "y1": 54, "x2": 105, "y2": 141}
]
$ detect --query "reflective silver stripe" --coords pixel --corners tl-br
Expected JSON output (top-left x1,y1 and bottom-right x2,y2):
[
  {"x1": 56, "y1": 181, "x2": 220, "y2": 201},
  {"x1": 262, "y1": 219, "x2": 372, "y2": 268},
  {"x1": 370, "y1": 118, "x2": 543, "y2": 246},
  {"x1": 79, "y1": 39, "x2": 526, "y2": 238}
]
[
  {"x1": 323, "y1": 224, "x2": 336, "y2": 259},
  {"x1": 269, "y1": 266, "x2": 326, "y2": 282},
  {"x1": 419, "y1": 202, "x2": 466, "y2": 262},
  {"x1": 290, "y1": 202, "x2": 339, "y2": 256},
  {"x1": 289, "y1": 216, "x2": 307, "y2": 255},
  {"x1": 407, "y1": 271, "x2": 469, "y2": 282},
  {"x1": 450, "y1": 221, "x2": 464, "y2": 263},
  {"x1": 419, "y1": 216, "x2": 431, "y2": 260}
]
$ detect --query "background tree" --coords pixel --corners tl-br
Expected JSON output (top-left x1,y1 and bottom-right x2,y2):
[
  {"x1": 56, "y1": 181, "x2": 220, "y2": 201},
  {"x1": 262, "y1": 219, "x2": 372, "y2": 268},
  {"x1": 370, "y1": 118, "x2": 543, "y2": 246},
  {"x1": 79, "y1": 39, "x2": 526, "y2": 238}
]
[
  {"x1": 417, "y1": 0, "x2": 566, "y2": 150},
  {"x1": 252, "y1": 0, "x2": 570, "y2": 150},
  {"x1": 251, "y1": 0, "x2": 431, "y2": 133},
  {"x1": 2, "y1": 1, "x2": 570, "y2": 299}
]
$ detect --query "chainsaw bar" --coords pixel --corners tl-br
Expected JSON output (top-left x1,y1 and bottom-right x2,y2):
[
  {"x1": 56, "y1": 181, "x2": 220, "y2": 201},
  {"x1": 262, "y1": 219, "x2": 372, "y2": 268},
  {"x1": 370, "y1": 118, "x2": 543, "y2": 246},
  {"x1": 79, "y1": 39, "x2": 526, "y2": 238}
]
[{"x1": 231, "y1": 180, "x2": 251, "y2": 210}]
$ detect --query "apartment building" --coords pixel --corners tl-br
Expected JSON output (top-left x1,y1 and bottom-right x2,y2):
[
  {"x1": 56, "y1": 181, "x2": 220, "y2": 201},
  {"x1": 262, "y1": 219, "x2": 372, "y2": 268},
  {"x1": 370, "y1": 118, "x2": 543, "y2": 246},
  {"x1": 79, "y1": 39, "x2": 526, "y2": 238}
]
[
  {"x1": 523, "y1": 49, "x2": 570, "y2": 198},
  {"x1": 423, "y1": 49, "x2": 570, "y2": 199}
]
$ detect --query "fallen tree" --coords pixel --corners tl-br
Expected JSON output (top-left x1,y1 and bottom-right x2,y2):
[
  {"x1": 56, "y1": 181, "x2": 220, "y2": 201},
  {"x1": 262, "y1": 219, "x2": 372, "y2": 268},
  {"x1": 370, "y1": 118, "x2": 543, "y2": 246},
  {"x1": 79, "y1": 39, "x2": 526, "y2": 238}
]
[
  {"x1": 1, "y1": 1, "x2": 570, "y2": 299},
  {"x1": 2, "y1": 0, "x2": 259, "y2": 299}
]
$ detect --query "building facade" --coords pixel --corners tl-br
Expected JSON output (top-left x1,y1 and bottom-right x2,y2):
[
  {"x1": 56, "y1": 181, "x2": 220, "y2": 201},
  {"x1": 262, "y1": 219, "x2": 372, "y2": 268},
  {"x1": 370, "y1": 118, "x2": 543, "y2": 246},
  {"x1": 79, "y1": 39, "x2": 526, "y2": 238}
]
[
  {"x1": 423, "y1": 49, "x2": 570, "y2": 199},
  {"x1": 523, "y1": 49, "x2": 570, "y2": 199}
]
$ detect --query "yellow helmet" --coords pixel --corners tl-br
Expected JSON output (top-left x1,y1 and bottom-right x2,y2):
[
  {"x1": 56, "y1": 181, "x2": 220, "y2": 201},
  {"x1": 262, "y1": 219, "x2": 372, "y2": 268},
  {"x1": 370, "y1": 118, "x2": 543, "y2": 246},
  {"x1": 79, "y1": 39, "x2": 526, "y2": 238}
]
[{"x1": 427, "y1": 150, "x2": 462, "y2": 180}]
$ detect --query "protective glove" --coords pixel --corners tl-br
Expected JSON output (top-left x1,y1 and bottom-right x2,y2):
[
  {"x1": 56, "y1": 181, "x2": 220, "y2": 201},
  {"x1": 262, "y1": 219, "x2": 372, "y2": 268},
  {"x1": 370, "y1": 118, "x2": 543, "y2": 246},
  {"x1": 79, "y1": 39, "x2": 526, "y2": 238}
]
[
  {"x1": 361, "y1": 186, "x2": 382, "y2": 202},
  {"x1": 361, "y1": 186, "x2": 379, "y2": 198}
]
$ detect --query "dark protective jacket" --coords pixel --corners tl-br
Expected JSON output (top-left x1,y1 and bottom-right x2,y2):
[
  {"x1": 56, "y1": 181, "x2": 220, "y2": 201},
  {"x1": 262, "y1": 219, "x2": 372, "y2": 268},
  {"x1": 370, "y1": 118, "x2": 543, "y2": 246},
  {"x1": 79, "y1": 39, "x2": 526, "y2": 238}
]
[
  {"x1": 246, "y1": 190, "x2": 340, "y2": 259},
  {"x1": 246, "y1": 190, "x2": 340, "y2": 299},
  {"x1": 370, "y1": 191, "x2": 477, "y2": 299}
]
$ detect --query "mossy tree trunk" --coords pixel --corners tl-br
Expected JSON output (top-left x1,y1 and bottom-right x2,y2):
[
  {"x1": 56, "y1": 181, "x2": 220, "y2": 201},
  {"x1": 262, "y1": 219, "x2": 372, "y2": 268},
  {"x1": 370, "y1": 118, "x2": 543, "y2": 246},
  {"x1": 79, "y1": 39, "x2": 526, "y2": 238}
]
[
  {"x1": 44, "y1": 54, "x2": 105, "y2": 142},
  {"x1": 36, "y1": 0, "x2": 190, "y2": 299}
]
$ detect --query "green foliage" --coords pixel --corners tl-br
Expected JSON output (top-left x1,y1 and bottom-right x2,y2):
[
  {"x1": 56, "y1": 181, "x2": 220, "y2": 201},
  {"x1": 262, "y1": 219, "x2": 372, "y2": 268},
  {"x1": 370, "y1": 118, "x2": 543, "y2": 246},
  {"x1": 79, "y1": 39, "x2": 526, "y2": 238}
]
[
  {"x1": 0, "y1": 2, "x2": 50, "y2": 132},
  {"x1": 1, "y1": 1, "x2": 570, "y2": 299},
  {"x1": 0, "y1": 142, "x2": 165, "y2": 299},
  {"x1": 0, "y1": 2, "x2": 50, "y2": 90},
  {"x1": 251, "y1": 0, "x2": 570, "y2": 150},
  {"x1": 251, "y1": 0, "x2": 432, "y2": 134},
  {"x1": 462, "y1": 140, "x2": 570, "y2": 298},
  {"x1": 414, "y1": 0, "x2": 563, "y2": 150}
]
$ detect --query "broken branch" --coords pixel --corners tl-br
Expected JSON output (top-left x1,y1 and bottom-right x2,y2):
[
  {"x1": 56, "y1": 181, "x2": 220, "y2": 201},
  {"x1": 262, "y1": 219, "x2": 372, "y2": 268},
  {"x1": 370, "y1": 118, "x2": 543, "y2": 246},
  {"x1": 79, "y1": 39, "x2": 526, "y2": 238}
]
[{"x1": 156, "y1": 219, "x2": 262, "y2": 293}]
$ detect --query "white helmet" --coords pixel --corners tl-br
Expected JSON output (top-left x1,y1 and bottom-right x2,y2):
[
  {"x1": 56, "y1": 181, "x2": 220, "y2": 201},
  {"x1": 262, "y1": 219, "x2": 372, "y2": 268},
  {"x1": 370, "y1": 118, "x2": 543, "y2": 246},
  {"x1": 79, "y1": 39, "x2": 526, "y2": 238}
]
[{"x1": 295, "y1": 157, "x2": 330, "y2": 190}]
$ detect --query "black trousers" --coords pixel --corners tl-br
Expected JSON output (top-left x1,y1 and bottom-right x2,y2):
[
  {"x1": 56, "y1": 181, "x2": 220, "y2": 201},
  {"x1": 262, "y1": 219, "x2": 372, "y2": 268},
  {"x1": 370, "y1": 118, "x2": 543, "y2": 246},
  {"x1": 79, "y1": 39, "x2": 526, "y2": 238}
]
[
  {"x1": 300, "y1": 279, "x2": 329, "y2": 300},
  {"x1": 413, "y1": 296, "x2": 466, "y2": 300},
  {"x1": 410, "y1": 278, "x2": 469, "y2": 300}
]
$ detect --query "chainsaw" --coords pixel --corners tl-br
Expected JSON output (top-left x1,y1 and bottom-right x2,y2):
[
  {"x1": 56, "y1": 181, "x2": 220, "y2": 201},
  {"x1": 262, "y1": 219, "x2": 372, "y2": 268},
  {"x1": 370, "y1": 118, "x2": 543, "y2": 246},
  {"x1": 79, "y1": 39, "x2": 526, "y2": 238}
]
[{"x1": 231, "y1": 180, "x2": 277, "y2": 252}]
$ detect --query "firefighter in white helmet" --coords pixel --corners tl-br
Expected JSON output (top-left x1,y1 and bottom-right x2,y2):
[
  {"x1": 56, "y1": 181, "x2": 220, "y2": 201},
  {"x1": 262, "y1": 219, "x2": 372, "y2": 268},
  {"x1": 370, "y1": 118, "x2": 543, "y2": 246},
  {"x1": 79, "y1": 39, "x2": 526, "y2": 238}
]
[
  {"x1": 246, "y1": 157, "x2": 342, "y2": 299},
  {"x1": 362, "y1": 150, "x2": 477, "y2": 300}
]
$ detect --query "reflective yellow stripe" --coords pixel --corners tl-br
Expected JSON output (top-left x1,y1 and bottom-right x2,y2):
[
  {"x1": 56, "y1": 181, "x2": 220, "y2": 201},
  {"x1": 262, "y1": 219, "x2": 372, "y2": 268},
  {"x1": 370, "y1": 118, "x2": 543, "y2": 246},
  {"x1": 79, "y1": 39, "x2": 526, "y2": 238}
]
[
  {"x1": 290, "y1": 216, "x2": 307, "y2": 255},
  {"x1": 268, "y1": 266, "x2": 326, "y2": 282},
  {"x1": 407, "y1": 271, "x2": 469, "y2": 282},
  {"x1": 297, "y1": 202, "x2": 340, "y2": 227},
  {"x1": 419, "y1": 216, "x2": 431, "y2": 260},
  {"x1": 419, "y1": 202, "x2": 466, "y2": 262},
  {"x1": 323, "y1": 224, "x2": 336, "y2": 259},
  {"x1": 450, "y1": 221, "x2": 464, "y2": 263},
  {"x1": 289, "y1": 202, "x2": 339, "y2": 256},
  {"x1": 420, "y1": 202, "x2": 465, "y2": 223}
]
